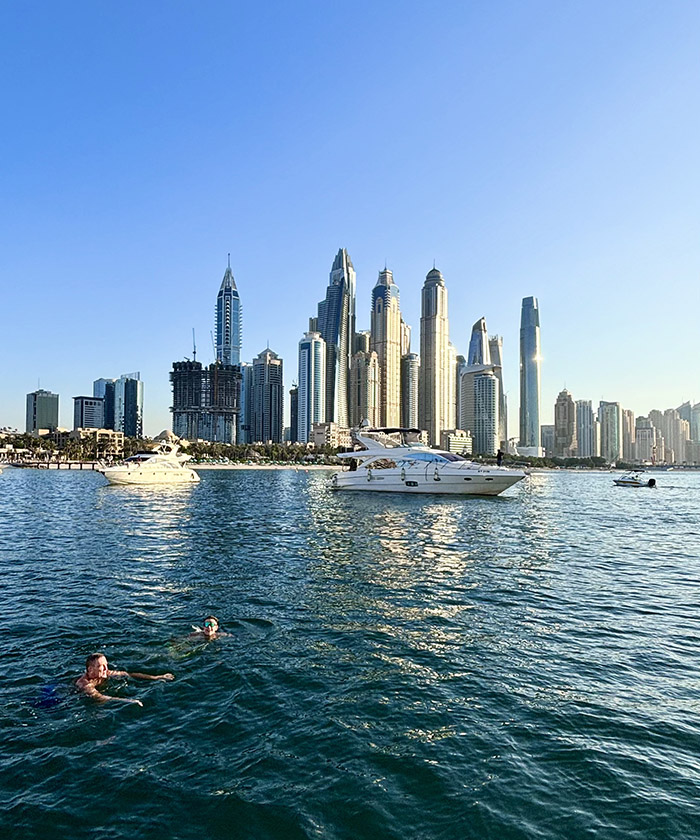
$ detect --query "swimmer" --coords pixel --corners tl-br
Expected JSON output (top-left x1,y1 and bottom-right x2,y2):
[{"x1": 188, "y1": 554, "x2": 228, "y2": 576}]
[
  {"x1": 76, "y1": 653, "x2": 174, "y2": 706},
  {"x1": 190, "y1": 615, "x2": 228, "y2": 640}
]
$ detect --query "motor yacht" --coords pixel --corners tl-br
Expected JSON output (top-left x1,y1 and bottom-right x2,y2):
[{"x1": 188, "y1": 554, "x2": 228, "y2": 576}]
[
  {"x1": 98, "y1": 443, "x2": 200, "y2": 485},
  {"x1": 613, "y1": 470, "x2": 656, "y2": 488},
  {"x1": 331, "y1": 427, "x2": 526, "y2": 496}
]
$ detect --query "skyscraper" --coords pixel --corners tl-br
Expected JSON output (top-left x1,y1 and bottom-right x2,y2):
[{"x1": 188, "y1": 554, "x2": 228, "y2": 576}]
[
  {"x1": 289, "y1": 386, "x2": 299, "y2": 444},
  {"x1": 488, "y1": 335, "x2": 507, "y2": 448},
  {"x1": 115, "y1": 373, "x2": 144, "y2": 438},
  {"x1": 350, "y1": 349, "x2": 380, "y2": 428},
  {"x1": 26, "y1": 389, "x2": 58, "y2": 434},
  {"x1": 216, "y1": 256, "x2": 242, "y2": 367},
  {"x1": 575, "y1": 400, "x2": 594, "y2": 457},
  {"x1": 468, "y1": 318, "x2": 490, "y2": 365},
  {"x1": 598, "y1": 401, "x2": 623, "y2": 463},
  {"x1": 238, "y1": 362, "x2": 254, "y2": 444},
  {"x1": 370, "y1": 268, "x2": 402, "y2": 426},
  {"x1": 297, "y1": 331, "x2": 326, "y2": 443},
  {"x1": 252, "y1": 349, "x2": 284, "y2": 443},
  {"x1": 170, "y1": 361, "x2": 241, "y2": 443},
  {"x1": 401, "y1": 353, "x2": 420, "y2": 428},
  {"x1": 419, "y1": 267, "x2": 450, "y2": 446},
  {"x1": 93, "y1": 378, "x2": 116, "y2": 429},
  {"x1": 554, "y1": 389, "x2": 577, "y2": 457},
  {"x1": 519, "y1": 297, "x2": 542, "y2": 454},
  {"x1": 622, "y1": 409, "x2": 636, "y2": 462},
  {"x1": 474, "y1": 371, "x2": 499, "y2": 455},
  {"x1": 317, "y1": 249, "x2": 356, "y2": 427}
]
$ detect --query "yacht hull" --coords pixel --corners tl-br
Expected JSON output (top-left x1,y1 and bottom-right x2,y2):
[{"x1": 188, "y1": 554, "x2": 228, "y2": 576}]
[
  {"x1": 332, "y1": 469, "x2": 523, "y2": 496},
  {"x1": 101, "y1": 468, "x2": 200, "y2": 485}
]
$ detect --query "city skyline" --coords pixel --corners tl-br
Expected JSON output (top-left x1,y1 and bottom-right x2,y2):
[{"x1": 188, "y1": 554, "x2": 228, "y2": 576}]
[{"x1": 2, "y1": 3, "x2": 700, "y2": 433}]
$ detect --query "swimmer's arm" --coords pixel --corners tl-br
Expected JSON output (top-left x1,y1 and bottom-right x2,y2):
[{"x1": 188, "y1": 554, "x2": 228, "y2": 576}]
[
  {"x1": 79, "y1": 682, "x2": 143, "y2": 706},
  {"x1": 123, "y1": 671, "x2": 175, "y2": 681}
]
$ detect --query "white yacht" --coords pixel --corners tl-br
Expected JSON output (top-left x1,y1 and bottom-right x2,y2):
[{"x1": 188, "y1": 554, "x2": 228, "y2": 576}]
[
  {"x1": 331, "y1": 427, "x2": 526, "y2": 496},
  {"x1": 98, "y1": 443, "x2": 200, "y2": 485}
]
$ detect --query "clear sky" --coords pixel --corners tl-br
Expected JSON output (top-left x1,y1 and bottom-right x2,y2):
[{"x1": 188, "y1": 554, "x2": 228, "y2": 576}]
[{"x1": 2, "y1": 1, "x2": 699, "y2": 436}]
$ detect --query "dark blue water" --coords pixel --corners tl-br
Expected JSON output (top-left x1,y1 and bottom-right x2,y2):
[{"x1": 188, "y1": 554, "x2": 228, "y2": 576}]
[{"x1": 2, "y1": 466, "x2": 700, "y2": 839}]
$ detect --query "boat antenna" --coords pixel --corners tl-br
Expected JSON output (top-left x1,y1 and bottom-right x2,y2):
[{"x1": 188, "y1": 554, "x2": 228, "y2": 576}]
[{"x1": 192, "y1": 328, "x2": 197, "y2": 362}]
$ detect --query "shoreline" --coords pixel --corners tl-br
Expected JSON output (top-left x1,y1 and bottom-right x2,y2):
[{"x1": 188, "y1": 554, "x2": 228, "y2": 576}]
[{"x1": 192, "y1": 463, "x2": 338, "y2": 470}]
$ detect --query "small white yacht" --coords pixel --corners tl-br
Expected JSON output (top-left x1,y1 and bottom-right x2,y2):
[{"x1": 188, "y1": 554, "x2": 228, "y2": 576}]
[
  {"x1": 613, "y1": 470, "x2": 656, "y2": 488},
  {"x1": 331, "y1": 427, "x2": 526, "y2": 496},
  {"x1": 98, "y1": 443, "x2": 200, "y2": 485}
]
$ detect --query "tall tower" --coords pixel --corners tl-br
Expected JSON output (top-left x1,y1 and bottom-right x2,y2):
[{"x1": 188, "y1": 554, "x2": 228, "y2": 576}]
[
  {"x1": 216, "y1": 255, "x2": 242, "y2": 367},
  {"x1": 519, "y1": 296, "x2": 541, "y2": 452},
  {"x1": 297, "y1": 331, "x2": 326, "y2": 443},
  {"x1": 554, "y1": 389, "x2": 577, "y2": 457},
  {"x1": 468, "y1": 318, "x2": 490, "y2": 366},
  {"x1": 316, "y1": 249, "x2": 356, "y2": 427},
  {"x1": 115, "y1": 373, "x2": 144, "y2": 438},
  {"x1": 488, "y1": 335, "x2": 507, "y2": 447},
  {"x1": 575, "y1": 400, "x2": 594, "y2": 457},
  {"x1": 598, "y1": 401, "x2": 623, "y2": 464},
  {"x1": 252, "y1": 349, "x2": 284, "y2": 443},
  {"x1": 419, "y1": 267, "x2": 450, "y2": 446},
  {"x1": 370, "y1": 268, "x2": 402, "y2": 426},
  {"x1": 401, "y1": 353, "x2": 420, "y2": 428}
]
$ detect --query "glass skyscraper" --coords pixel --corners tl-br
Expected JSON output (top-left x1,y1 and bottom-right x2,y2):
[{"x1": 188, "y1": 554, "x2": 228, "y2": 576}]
[
  {"x1": 519, "y1": 296, "x2": 541, "y2": 452},
  {"x1": 297, "y1": 331, "x2": 326, "y2": 443},
  {"x1": 216, "y1": 256, "x2": 242, "y2": 367}
]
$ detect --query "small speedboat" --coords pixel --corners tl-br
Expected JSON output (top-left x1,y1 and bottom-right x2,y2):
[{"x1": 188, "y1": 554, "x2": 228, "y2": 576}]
[
  {"x1": 98, "y1": 443, "x2": 200, "y2": 485},
  {"x1": 613, "y1": 470, "x2": 656, "y2": 488}
]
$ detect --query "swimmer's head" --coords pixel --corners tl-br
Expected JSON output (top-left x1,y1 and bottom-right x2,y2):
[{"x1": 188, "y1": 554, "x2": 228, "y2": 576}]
[
  {"x1": 202, "y1": 616, "x2": 219, "y2": 637},
  {"x1": 85, "y1": 653, "x2": 108, "y2": 680}
]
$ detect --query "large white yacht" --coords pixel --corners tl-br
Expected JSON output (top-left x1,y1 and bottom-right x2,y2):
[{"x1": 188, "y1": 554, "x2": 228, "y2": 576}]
[
  {"x1": 99, "y1": 443, "x2": 200, "y2": 485},
  {"x1": 331, "y1": 427, "x2": 526, "y2": 496}
]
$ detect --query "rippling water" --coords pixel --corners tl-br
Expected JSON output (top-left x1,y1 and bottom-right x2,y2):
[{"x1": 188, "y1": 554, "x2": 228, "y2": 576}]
[{"x1": 2, "y1": 466, "x2": 700, "y2": 839}]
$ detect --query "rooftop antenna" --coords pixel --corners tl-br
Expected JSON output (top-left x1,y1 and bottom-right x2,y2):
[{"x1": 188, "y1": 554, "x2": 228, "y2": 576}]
[
  {"x1": 192, "y1": 328, "x2": 197, "y2": 362},
  {"x1": 227, "y1": 253, "x2": 231, "y2": 269},
  {"x1": 210, "y1": 330, "x2": 216, "y2": 360}
]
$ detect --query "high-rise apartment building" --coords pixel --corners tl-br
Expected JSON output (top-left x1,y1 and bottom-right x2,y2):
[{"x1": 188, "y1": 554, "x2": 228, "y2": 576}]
[
  {"x1": 93, "y1": 378, "x2": 116, "y2": 429},
  {"x1": 418, "y1": 267, "x2": 450, "y2": 446},
  {"x1": 317, "y1": 249, "x2": 356, "y2": 427},
  {"x1": 622, "y1": 409, "x2": 636, "y2": 462},
  {"x1": 238, "y1": 362, "x2": 254, "y2": 445},
  {"x1": 468, "y1": 318, "x2": 489, "y2": 365},
  {"x1": 170, "y1": 361, "x2": 241, "y2": 443},
  {"x1": 575, "y1": 400, "x2": 594, "y2": 457},
  {"x1": 350, "y1": 350, "x2": 380, "y2": 428},
  {"x1": 692, "y1": 403, "x2": 700, "y2": 443},
  {"x1": 289, "y1": 386, "x2": 299, "y2": 444},
  {"x1": 26, "y1": 389, "x2": 59, "y2": 434},
  {"x1": 519, "y1": 297, "x2": 541, "y2": 454},
  {"x1": 297, "y1": 331, "x2": 326, "y2": 444},
  {"x1": 370, "y1": 268, "x2": 402, "y2": 427},
  {"x1": 216, "y1": 256, "x2": 242, "y2": 367},
  {"x1": 73, "y1": 396, "x2": 104, "y2": 430},
  {"x1": 540, "y1": 425, "x2": 555, "y2": 457},
  {"x1": 115, "y1": 373, "x2": 144, "y2": 438},
  {"x1": 252, "y1": 349, "x2": 284, "y2": 443},
  {"x1": 488, "y1": 335, "x2": 507, "y2": 448},
  {"x1": 401, "y1": 353, "x2": 420, "y2": 428},
  {"x1": 474, "y1": 371, "x2": 499, "y2": 455},
  {"x1": 598, "y1": 401, "x2": 623, "y2": 463},
  {"x1": 554, "y1": 389, "x2": 577, "y2": 457}
]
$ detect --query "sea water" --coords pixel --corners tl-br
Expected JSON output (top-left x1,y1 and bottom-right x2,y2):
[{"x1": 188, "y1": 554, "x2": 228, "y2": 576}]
[{"x1": 1, "y1": 467, "x2": 699, "y2": 839}]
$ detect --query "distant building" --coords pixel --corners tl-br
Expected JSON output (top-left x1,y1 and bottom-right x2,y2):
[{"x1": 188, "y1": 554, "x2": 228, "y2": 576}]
[
  {"x1": 93, "y1": 378, "x2": 116, "y2": 429},
  {"x1": 115, "y1": 373, "x2": 144, "y2": 438},
  {"x1": 622, "y1": 409, "x2": 636, "y2": 462},
  {"x1": 598, "y1": 401, "x2": 623, "y2": 464},
  {"x1": 311, "y1": 422, "x2": 352, "y2": 449},
  {"x1": 69, "y1": 427, "x2": 124, "y2": 457},
  {"x1": 401, "y1": 353, "x2": 420, "y2": 429},
  {"x1": 216, "y1": 256, "x2": 242, "y2": 367},
  {"x1": 554, "y1": 389, "x2": 577, "y2": 457},
  {"x1": 238, "y1": 362, "x2": 253, "y2": 444},
  {"x1": 370, "y1": 268, "x2": 403, "y2": 426},
  {"x1": 519, "y1": 297, "x2": 542, "y2": 454},
  {"x1": 419, "y1": 267, "x2": 451, "y2": 446},
  {"x1": 575, "y1": 400, "x2": 594, "y2": 457},
  {"x1": 316, "y1": 249, "x2": 356, "y2": 427},
  {"x1": 540, "y1": 424, "x2": 555, "y2": 457},
  {"x1": 349, "y1": 350, "x2": 380, "y2": 428},
  {"x1": 297, "y1": 331, "x2": 326, "y2": 443},
  {"x1": 488, "y1": 335, "x2": 507, "y2": 448},
  {"x1": 170, "y1": 361, "x2": 241, "y2": 443},
  {"x1": 440, "y1": 429, "x2": 473, "y2": 455},
  {"x1": 73, "y1": 396, "x2": 104, "y2": 430},
  {"x1": 26, "y1": 389, "x2": 59, "y2": 434},
  {"x1": 692, "y1": 402, "x2": 700, "y2": 443},
  {"x1": 289, "y1": 386, "x2": 299, "y2": 445},
  {"x1": 473, "y1": 371, "x2": 499, "y2": 455},
  {"x1": 252, "y1": 349, "x2": 284, "y2": 443}
]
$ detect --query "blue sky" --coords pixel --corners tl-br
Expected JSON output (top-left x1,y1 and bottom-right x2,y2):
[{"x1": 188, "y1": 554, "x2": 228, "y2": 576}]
[{"x1": 2, "y1": 1, "x2": 699, "y2": 436}]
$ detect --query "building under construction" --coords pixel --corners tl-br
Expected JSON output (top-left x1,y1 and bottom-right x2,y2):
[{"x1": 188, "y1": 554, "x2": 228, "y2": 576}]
[{"x1": 170, "y1": 360, "x2": 241, "y2": 443}]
